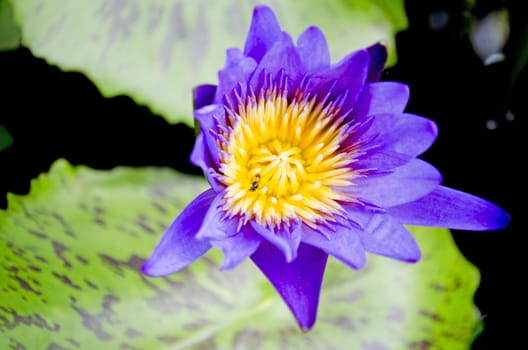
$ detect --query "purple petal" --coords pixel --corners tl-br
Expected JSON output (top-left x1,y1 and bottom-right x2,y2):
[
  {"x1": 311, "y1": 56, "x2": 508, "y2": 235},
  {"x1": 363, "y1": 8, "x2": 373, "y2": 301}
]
[
  {"x1": 301, "y1": 222, "x2": 366, "y2": 269},
  {"x1": 250, "y1": 32, "x2": 303, "y2": 87},
  {"x1": 250, "y1": 221, "x2": 302, "y2": 262},
  {"x1": 296, "y1": 26, "x2": 330, "y2": 73},
  {"x1": 141, "y1": 189, "x2": 216, "y2": 276},
  {"x1": 191, "y1": 104, "x2": 224, "y2": 169},
  {"x1": 366, "y1": 43, "x2": 388, "y2": 82},
  {"x1": 306, "y1": 49, "x2": 369, "y2": 110},
  {"x1": 193, "y1": 84, "x2": 217, "y2": 109},
  {"x1": 353, "y1": 146, "x2": 412, "y2": 171},
  {"x1": 211, "y1": 227, "x2": 262, "y2": 270},
  {"x1": 353, "y1": 82, "x2": 410, "y2": 120},
  {"x1": 251, "y1": 241, "x2": 328, "y2": 330},
  {"x1": 189, "y1": 133, "x2": 215, "y2": 179},
  {"x1": 196, "y1": 193, "x2": 239, "y2": 240},
  {"x1": 357, "y1": 113, "x2": 438, "y2": 157},
  {"x1": 352, "y1": 159, "x2": 442, "y2": 207},
  {"x1": 189, "y1": 132, "x2": 224, "y2": 191},
  {"x1": 243, "y1": 5, "x2": 282, "y2": 62},
  {"x1": 348, "y1": 210, "x2": 421, "y2": 263},
  {"x1": 215, "y1": 48, "x2": 257, "y2": 103},
  {"x1": 388, "y1": 186, "x2": 511, "y2": 231},
  {"x1": 203, "y1": 167, "x2": 225, "y2": 193}
]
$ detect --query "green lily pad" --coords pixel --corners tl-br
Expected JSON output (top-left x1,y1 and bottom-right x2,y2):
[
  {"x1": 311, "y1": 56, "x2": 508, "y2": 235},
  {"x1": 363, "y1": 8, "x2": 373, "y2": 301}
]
[
  {"x1": 10, "y1": 0, "x2": 407, "y2": 125},
  {"x1": 0, "y1": 0, "x2": 21, "y2": 51},
  {"x1": 0, "y1": 159, "x2": 481, "y2": 349}
]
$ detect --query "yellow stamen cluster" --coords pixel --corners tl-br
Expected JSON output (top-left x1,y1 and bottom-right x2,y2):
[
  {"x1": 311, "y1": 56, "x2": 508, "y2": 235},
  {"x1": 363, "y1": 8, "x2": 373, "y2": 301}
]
[{"x1": 218, "y1": 86, "x2": 359, "y2": 229}]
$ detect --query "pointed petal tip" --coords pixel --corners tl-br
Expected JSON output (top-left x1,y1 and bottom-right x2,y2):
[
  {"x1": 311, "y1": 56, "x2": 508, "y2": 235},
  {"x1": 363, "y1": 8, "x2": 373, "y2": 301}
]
[
  {"x1": 305, "y1": 24, "x2": 322, "y2": 32},
  {"x1": 218, "y1": 262, "x2": 231, "y2": 271},
  {"x1": 366, "y1": 42, "x2": 388, "y2": 82},
  {"x1": 300, "y1": 323, "x2": 315, "y2": 332},
  {"x1": 244, "y1": 5, "x2": 283, "y2": 63},
  {"x1": 487, "y1": 206, "x2": 511, "y2": 231},
  {"x1": 368, "y1": 41, "x2": 388, "y2": 53},
  {"x1": 366, "y1": 248, "x2": 421, "y2": 265},
  {"x1": 140, "y1": 258, "x2": 167, "y2": 277},
  {"x1": 297, "y1": 25, "x2": 330, "y2": 73},
  {"x1": 294, "y1": 308, "x2": 317, "y2": 331},
  {"x1": 404, "y1": 251, "x2": 421, "y2": 264},
  {"x1": 354, "y1": 255, "x2": 368, "y2": 269},
  {"x1": 193, "y1": 84, "x2": 217, "y2": 110},
  {"x1": 400, "y1": 241, "x2": 422, "y2": 264},
  {"x1": 253, "y1": 4, "x2": 274, "y2": 16}
]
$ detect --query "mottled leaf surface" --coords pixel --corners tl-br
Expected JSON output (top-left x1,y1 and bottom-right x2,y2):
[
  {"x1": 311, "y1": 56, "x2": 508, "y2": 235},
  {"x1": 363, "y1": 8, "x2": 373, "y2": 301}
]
[
  {"x1": 0, "y1": 160, "x2": 481, "y2": 349},
  {"x1": 10, "y1": 0, "x2": 407, "y2": 125}
]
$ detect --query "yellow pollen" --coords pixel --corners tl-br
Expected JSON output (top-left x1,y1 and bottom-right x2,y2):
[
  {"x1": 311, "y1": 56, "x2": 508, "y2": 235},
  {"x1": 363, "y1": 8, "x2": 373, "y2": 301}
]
[{"x1": 219, "y1": 87, "x2": 358, "y2": 229}]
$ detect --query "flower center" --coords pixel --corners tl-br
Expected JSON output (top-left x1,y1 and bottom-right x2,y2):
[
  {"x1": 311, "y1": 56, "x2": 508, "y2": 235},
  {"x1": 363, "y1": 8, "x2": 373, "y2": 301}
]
[{"x1": 218, "y1": 84, "x2": 359, "y2": 229}]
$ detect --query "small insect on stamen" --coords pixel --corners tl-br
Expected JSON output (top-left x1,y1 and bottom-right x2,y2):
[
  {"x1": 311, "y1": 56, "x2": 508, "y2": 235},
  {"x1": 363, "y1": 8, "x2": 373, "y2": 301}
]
[{"x1": 249, "y1": 174, "x2": 261, "y2": 192}]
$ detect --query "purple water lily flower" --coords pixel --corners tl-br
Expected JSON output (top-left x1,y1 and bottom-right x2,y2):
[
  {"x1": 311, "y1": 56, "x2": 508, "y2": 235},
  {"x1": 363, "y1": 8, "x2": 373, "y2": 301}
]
[{"x1": 142, "y1": 5, "x2": 510, "y2": 330}]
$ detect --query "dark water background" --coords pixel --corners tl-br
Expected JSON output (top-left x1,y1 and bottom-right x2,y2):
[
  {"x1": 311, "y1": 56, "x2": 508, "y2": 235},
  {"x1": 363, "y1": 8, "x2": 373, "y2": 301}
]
[{"x1": 1, "y1": 0, "x2": 525, "y2": 348}]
